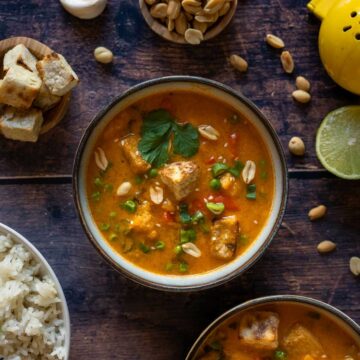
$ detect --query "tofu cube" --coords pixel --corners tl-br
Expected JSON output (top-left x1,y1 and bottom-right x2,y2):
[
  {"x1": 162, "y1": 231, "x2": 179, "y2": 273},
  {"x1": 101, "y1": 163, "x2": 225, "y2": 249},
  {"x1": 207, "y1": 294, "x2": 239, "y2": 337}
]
[
  {"x1": 159, "y1": 161, "x2": 200, "y2": 200},
  {"x1": 33, "y1": 82, "x2": 61, "y2": 111},
  {"x1": 0, "y1": 106, "x2": 44, "y2": 142},
  {"x1": 238, "y1": 311, "x2": 280, "y2": 351},
  {"x1": 210, "y1": 216, "x2": 239, "y2": 260},
  {"x1": 0, "y1": 65, "x2": 41, "y2": 109},
  {"x1": 37, "y1": 52, "x2": 79, "y2": 96},
  {"x1": 129, "y1": 202, "x2": 157, "y2": 239},
  {"x1": 281, "y1": 324, "x2": 325, "y2": 359},
  {"x1": 3, "y1": 44, "x2": 38, "y2": 73},
  {"x1": 120, "y1": 135, "x2": 151, "y2": 174}
]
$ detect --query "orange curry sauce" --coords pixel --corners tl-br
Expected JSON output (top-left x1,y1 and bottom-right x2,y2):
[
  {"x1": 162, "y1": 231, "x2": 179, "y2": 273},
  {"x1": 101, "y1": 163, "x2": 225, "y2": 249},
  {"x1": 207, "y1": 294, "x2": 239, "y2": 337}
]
[{"x1": 87, "y1": 91, "x2": 274, "y2": 275}]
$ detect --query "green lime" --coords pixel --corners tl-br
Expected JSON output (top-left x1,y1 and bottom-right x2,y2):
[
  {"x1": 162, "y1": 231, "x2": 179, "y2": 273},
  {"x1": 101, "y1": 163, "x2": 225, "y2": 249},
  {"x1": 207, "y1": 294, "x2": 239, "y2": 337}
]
[{"x1": 316, "y1": 106, "x2": 360, "y2": 180}]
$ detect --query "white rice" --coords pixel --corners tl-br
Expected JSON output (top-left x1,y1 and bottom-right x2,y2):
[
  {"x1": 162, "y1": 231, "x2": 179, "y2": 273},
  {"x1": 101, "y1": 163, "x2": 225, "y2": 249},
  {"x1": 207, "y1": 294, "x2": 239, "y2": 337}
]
[{"x1": 0, "y1": 233, "x2": 66, "y2": 359}]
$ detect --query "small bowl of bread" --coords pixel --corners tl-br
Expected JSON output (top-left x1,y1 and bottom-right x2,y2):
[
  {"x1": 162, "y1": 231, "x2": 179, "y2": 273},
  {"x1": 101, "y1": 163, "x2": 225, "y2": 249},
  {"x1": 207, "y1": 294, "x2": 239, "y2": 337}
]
[
  {"x1": 0, "y1": 37, "x2": 79, "y2": 142},
  {"x1": 139, "y1": 0, "x2": 238, "y2": 45}
]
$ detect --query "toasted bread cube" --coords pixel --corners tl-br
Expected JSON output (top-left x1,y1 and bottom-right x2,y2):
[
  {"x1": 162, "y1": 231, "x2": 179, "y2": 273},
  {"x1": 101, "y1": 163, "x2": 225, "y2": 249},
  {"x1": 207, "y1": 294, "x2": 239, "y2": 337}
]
[
  {"x1": 210, "y1": 216, "x2": 239, "y2": 260},
  {"x1": 238, "y1": 311, "x2": 279, "y2": 351},
  {"x1": 33, "y1": 82, "x2": 61, "y2": 111},
  {"x1": 159, "y1": 161, "x2": 200, "y2": 200},
  {"x1": 281, "y1": 324, "x2": 325, "y2": 359},
  {"x1": 0, "y1": 66, "x2": 41, "y2": 109},
  {"x1": 0, "y1": 106, "x2": 44, "y2": 142},
  {"x1": 37, "y1": 53, "x2": 79, "y2": 96},
  {"x1": 120, "y1": 135, "x2": 151, "y2": 174},
  {"x1": 3, "y1": 44, "x2": 38, "y2": 73}
]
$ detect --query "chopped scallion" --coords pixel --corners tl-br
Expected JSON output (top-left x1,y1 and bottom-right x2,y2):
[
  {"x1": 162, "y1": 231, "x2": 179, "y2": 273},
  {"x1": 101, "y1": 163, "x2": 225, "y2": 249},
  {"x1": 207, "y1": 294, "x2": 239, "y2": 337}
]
[
  {"x1": 121, "y1": 200, "x2": 137, "y2": 213},
  {"x1": 212, "y1": 163, "x2": 229, "y2": 177},
  {"x1": 246, "y1": 184, "x2": 257, "y2": 200},
  {"x1": 100, "y1": 223, "x2": 110, "y2": 231},
  {"x1": 109, "y1": 233, "x2": 118, "y2": 241},
  {"x1": 155, "y1": 241, "x2": 165, "y2": 250},
  {"x1": 91, "y1": 191, "x2": 101, "y2": 202},
  {"x1": 94, "y1": 177, "x2": 103, "y2": 187},
  {"x1": 206, "y1": 202, "x2": 225, "y2": 215},
  {"x1": 179, "y1": 203, "x2": 192, "y2": 224},
  {"x1": 191, "y1": 210, "x2": 205, "y2": 224},
  {"x1": 139, "y1": 243, "x2": 150, "y2": 253},
  {"x1": 165, "y1": 263, "x2": 174, "y2": 271},
  {"x1": 109, "y1": 211, "x2": 117, "y2": 218},
  {"x1": 228, "y1": 160, "x2": 244, "y2": 177},
  {"x1": 174, "y1": 245, "x2": 183, "y2": 255},
  {"x1": 179, "y1": 262, "x2": 189, "y2": 273},
  {"x1": 180, "y1": 229, "x2": 196, "y2": 244}
]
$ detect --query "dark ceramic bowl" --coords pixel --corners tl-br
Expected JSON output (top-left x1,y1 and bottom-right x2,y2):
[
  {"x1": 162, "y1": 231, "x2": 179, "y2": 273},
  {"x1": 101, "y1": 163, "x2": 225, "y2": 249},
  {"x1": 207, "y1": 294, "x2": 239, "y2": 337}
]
[
  {"x1": 73, "y1": 76, "x2": 288, "y2": 291},
  {"x1": 186, "y1": 295, "x2": 360, "y2": 359}
]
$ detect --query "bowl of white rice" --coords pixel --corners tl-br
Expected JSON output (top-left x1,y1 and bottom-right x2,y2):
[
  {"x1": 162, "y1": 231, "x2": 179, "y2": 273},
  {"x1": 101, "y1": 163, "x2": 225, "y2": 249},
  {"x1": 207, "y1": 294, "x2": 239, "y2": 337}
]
[{"x1": 0, "y1": 223, "x2": 70, "y2": 360}]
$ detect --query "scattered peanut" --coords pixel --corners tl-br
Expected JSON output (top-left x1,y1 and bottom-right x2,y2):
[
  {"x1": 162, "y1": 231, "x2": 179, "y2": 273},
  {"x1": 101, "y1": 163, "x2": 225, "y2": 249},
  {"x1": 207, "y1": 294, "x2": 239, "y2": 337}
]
[
  {"x1": 117, "y1": 181, "x2": 132, "y2": 196},
  {"x1": 292, "y1": 89, "x2": 311, "y2": 103},
  {"x1": 94, "y1": 47, "x2": 113, "y2": 64},
  {"x1": 229, "y1": 54, "x2": 248, "y2": 73},
  {"x1": 349, "y1": 257, "x2": 360, "y2": 276},
  {"x1": 150, "y1": 3, "x2": 168, "y2": 18},
  {"x1": 242, "y1": 160, "x2": 256, "y2": 184},
  {"x1": 280, "y1": 50, "x2": 294, "y2": 73},
  {"x1": 184, "y1": 28, "x2": 203, "y2": 45},
  {"x1": 288, "y1": 136, "x2": 305, "y2": 156},
  {"x1": 317, "y1": 240, "x2": 336, "y2": 253},
  {"x1": 198, "y1": 125, "x2": 220, "y2": 141},
  {"x1": 296, "y1": 76, "x2": 311, "y2": 92},
  {"x1": 94, "y1": 147, "x2": 108, "y2": 171},
  {"x1": 150, "y1": 186, "x2": 164, "y2": 204},
  {"x1": 308, "y1": 205, "x2": 327, "y2": 221},
  {"x1": 182, "y1": 242, "x2": 202, "y2": 257},
  {"x1": 265, "y1": 34, "x2": 285, "y2": 49}
]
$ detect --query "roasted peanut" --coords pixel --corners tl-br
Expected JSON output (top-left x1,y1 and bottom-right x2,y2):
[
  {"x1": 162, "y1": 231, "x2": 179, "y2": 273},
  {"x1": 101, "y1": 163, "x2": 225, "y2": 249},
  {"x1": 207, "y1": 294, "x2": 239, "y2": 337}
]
[
  {"x1": 308, "y1": 205, "x2": 327, "y2": 221},
  {"x1": 288, "y1": 136, "x2": 305, "y2": 156}
]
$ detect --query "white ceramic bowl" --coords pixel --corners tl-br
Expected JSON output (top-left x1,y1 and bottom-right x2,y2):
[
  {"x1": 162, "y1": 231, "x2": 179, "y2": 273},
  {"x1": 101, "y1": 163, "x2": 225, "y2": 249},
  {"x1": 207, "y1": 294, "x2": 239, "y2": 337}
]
[
  {"x1": 0, "y1": 223, "x2": 71, "y2": 359},
  {"x1": 73, "y1": 76, "x2": 288, "y2": 291},
  {"x1": 186, "y1": 295, "x2": 360, "y2": 359}
]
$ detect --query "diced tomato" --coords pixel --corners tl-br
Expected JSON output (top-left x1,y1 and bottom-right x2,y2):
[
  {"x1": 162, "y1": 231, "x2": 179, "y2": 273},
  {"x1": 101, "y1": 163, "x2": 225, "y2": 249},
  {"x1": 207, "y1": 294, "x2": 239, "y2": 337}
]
[
  {"x1": 229, "y1": 132, "x2": 239, "y2": 156},
  {"x1": 213, "y1": 195, "x2": 239, "y2": 211},
  {"x1": 189, "y1": 198, "x2": 206, "y2": 212},
  {"x1": 205, "y1": 156, "x2": 216, "y2": 165},
  {"x1": 160, "y1": 97, "x2": 175, "y2": 114},
  {"x1": 163, "y1": 211, "x2": 176, "y2": 222}
]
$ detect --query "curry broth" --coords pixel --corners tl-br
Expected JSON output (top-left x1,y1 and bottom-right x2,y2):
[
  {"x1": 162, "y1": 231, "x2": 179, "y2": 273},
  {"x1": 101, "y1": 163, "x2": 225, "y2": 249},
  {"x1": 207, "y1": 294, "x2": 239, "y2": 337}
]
[
  {"x1": 87, "y1": 91, "x2": 275, "y2": 275},
  {"x1": 195, "y1": 303, "x2": 360, "y2": 360}
]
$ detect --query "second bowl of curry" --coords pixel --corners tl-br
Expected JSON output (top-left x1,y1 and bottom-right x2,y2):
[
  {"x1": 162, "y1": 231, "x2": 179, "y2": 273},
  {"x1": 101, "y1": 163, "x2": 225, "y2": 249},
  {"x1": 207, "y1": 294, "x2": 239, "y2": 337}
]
[{"x1": 73, "y1": 76, "x2": 288, "y2": 290}]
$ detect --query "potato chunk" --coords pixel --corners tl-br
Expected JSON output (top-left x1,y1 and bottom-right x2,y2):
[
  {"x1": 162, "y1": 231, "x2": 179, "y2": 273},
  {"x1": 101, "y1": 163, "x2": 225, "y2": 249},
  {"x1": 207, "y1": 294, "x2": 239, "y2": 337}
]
[
  {"x1": 0, "y1": 106, "x2": 44, "y2": 142},
  {"x1": 281, "y1": 324, "x2": 325, "y2": 360},
  {"x1": 3, "y1": 44, "x2": 38, "y2": 73},
  {"x1": 0, "y1": 65, "x2": 41, "y2": 109},
  {"x1": 159, "y1": 161, "x2": 200, "y2": 200},
  {"x1": 238, "y1": 311, "x2": 279, "y2": 351},
  {"x1": 210, "y1": 216, "x2": 239, "y2": 260},
  {"x1": 120, "y1": 135, "x2": 151, "y2": 174}
]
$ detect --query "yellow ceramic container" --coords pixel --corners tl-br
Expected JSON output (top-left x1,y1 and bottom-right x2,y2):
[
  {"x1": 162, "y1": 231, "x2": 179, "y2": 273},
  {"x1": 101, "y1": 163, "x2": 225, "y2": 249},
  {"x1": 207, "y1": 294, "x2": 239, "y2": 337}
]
[{"x1": 308, "y1": 0, "x2": 360, "y2": 95}]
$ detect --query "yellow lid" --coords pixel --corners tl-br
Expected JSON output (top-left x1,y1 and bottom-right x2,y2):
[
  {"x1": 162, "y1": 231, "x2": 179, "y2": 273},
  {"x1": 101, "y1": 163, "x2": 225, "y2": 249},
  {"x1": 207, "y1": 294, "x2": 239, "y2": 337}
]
[{"x1": 307, "y1": 0, "x2": 338, "y2": 20}]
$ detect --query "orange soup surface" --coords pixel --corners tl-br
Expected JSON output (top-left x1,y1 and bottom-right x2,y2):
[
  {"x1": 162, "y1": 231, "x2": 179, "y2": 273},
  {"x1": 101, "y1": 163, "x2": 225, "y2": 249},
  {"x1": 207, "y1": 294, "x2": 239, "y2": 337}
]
[
  {"x1": 194, "y1": 303, "x2": 360, "y2": 360},
  {"x1": 87, "y1": 91, "x2": 274, "y2": 275}
]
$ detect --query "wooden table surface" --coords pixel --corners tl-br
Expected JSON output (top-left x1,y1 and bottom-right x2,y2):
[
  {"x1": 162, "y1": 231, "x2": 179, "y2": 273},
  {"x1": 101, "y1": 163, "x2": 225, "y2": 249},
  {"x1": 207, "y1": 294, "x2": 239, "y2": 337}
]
[{"x1": 0, "y1": 1, "x2": 359, "y2": 359}]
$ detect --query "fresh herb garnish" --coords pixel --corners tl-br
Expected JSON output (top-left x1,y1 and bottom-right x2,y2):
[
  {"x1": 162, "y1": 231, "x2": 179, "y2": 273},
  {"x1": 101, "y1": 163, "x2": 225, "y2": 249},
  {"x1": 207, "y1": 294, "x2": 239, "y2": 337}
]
[
  {"x1": 212, "y1": 161, "x2": 244, "y2": 178},
  {"x1": 228, "y1": 160, "x2": 244, "y2": 177},
  {"x1": 138, "y1": 109, "x2": 199, "y2": 167}
]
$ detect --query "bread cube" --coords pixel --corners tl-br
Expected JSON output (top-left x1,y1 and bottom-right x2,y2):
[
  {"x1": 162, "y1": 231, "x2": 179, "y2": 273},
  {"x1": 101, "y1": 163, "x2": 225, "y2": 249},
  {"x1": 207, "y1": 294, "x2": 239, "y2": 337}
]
[
  {"x1": 159, "y1": 161, "x2": 200, "y2": 200},
  {"x1": 120, "y1": 135, "x2": 151, "y2": 174},
  {"x1": 0, "y1": 106, "x2": 44, "y2": 142},
  {"x1": 0, "y1": 66, "x2": 41, "y2": 109},
  {"x1": 238, "y1": 311, "x2": 280, "y2": 351},
  {"x1": 3, "y1": 44, "x2": 38, "y2": 73},
  {"x1": 33, "y1": 82, "x2": 61, "y2": 111},
  {"x1": 210, "y1": 216, "x2": 239, "y2": 260},
  {"x1": 281, "y1": 324, "x2": 325, "y2": 359},
  {"x1": 36, "y1": 52, "x2": 79, "y2": 96}
]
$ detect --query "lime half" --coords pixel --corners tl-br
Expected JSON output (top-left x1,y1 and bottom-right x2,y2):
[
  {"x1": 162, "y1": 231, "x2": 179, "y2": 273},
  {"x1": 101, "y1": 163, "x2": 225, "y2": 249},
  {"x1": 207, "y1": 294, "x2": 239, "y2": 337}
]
[{"x1": 316, "y1": 106, "x2": 360, "y2": 180}]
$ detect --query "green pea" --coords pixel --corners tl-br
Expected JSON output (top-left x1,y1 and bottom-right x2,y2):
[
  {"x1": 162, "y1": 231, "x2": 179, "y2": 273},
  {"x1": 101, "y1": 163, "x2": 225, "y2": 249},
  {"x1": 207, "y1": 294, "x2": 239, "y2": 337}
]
[
  {"x1": 206, "y1": 202, "x2": 225, "y2": 215},
  {"x1": 209, "y1": 178, "x2": 221, "y2": 190},
  {"x1": 179, "y1": 262, "x2": 189, "y2": 273},
  {"x1": 174, "y1": 245, "x2": 183, "y2": 255},
  {"x1": 274, "y1": 350, "x2": 287, "y2": 360},
  {"x1": 212, "y1": 163, "x2": 229, "y2": 177},
  {"x1": 121, "y1": 200, "x2": 137, "y2": 213},
  {"x1": 100, "y1": 223, "x2": 110, "y2": 231},
  {"x1": 148, "y1": 168, "x2": 158, "y2": 178}
]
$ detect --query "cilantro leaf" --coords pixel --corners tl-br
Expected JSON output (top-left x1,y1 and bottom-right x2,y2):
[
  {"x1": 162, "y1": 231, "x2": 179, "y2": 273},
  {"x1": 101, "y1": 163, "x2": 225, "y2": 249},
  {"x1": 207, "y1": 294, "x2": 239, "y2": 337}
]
[
  {"x1": 138, "y1": 109, "x2": 199, "y2": 167},
  {"x1": 173, "y1": 123, "x2": 199, "y2": 158},
  {"x1": 228, "y1": 160, "x2": 244, "y2": 177}
]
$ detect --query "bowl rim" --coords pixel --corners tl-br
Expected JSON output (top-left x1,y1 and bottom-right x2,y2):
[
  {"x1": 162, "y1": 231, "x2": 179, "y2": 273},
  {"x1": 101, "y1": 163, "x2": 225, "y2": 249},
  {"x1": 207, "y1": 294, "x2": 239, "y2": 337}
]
[
  {"x1": 138, "y1": 0, "x2": 238, "y2": 44},
  {"x1": 73, "y1": 75, "x2": 289, "y2": 292},
  {"x1": 185, "y1": 294, "x2": 360, "y2": 360},
  {"x1": 0, "y1": 222, "x2": 71, "y2": 360}
]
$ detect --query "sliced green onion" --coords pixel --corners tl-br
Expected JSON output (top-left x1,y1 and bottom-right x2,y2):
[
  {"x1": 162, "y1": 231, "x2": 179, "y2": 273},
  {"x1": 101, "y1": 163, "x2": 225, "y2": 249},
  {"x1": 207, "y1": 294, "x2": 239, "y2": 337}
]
[
  {"x1": 148, "y1": 168, "x2": 158, "y2": 178},
  {"x1": 246, "y1": 184, "x2": 257, "y2": 200},
  {"x1": 209, "y1": 178, "x2": 221, "y2": 190},
  {"x1": 155, "y1": 241, "x2": 165, "y2": 250},
  {"x1": 139, "y1": 243, "x2": 150, "y2": 253},
  {"x1": 179, "y1": 203, "x2": 192, "y2": 224},
  {"x1": 191, "y1": 210, "x2": 205, "y2": 224},
  {"x1": 212, "y1": 163, "x2": 229, "y2": 177},
  {"x1": 94, "y1": 177, "x2": 103, "y2": 187},
  {"x1": 135, "y1": 175, "x2": 144, "y2": 184},
  {"x1": 109, "y1": 211, "x2": 117, "y2": 218},
  {"x1": 121, "y1": 200, "x2": 137, "y2": 213},
  {"x1": 91, "y1": 191, "x2": 101, "y2": 202},
  {"x1": 165, "y1": 263, "x2": 174, "y2": 271},
  {"x1": 104, "y1": 184, "x2": 113, "y2": 192},
  {"x1": 179, "y1": 262, "x2": 189, "y2": 273},
  {"x1": 180, "y1": 229, "x2": 196, "y2": 244},
  {"x1": 238, "y1": 234, "x2": 249, "y2": 246},
  {"x1": 246, "y1": 193, "x2": 256, "y2": 200},
  {"x1": 206, "y1": 202, "x2": 225, "y2": 215},
  {"x1": 100, "y1": 223, "x2": 110, "y2": 231},
  {"x1": 228, "y1": 160, "x2": 244, "y2": 177},
  {"x1": 109, "y1": 233, "x2": 118, "y2": 241},
  {"x1": 273, "y1": 350, "x2": 287, "y2": 360},
  {"x1": 174, "y1": 245, "x2": 183, "y2": 255}
]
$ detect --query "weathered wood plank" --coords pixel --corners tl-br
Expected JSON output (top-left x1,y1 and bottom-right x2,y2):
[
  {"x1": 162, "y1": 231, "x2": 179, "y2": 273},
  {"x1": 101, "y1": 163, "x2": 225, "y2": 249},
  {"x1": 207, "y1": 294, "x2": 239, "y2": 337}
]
[
  {"x1": 0, "y1": 0, "x2": 359, "y2": 177},
  {"x1": 0, "y1": 179, "x2": 358, "y2": 359}
]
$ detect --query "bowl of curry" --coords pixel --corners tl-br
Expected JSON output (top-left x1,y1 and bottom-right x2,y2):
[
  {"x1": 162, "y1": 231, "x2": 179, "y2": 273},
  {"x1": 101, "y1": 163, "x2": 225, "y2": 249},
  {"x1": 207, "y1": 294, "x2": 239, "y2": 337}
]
[
  {"x1": 186, "y1": 295, "x2": 360, "y2": 360},
  {"x1": 73, "y1": 76, "x2": 288, "y2": 290}
]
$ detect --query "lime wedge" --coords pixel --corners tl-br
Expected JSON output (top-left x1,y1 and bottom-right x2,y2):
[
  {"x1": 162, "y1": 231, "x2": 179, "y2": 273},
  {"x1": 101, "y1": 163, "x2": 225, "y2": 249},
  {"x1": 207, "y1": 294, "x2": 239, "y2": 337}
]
[{"x1": 316, "y1": 106, "x2": 360, "y2": 180}]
